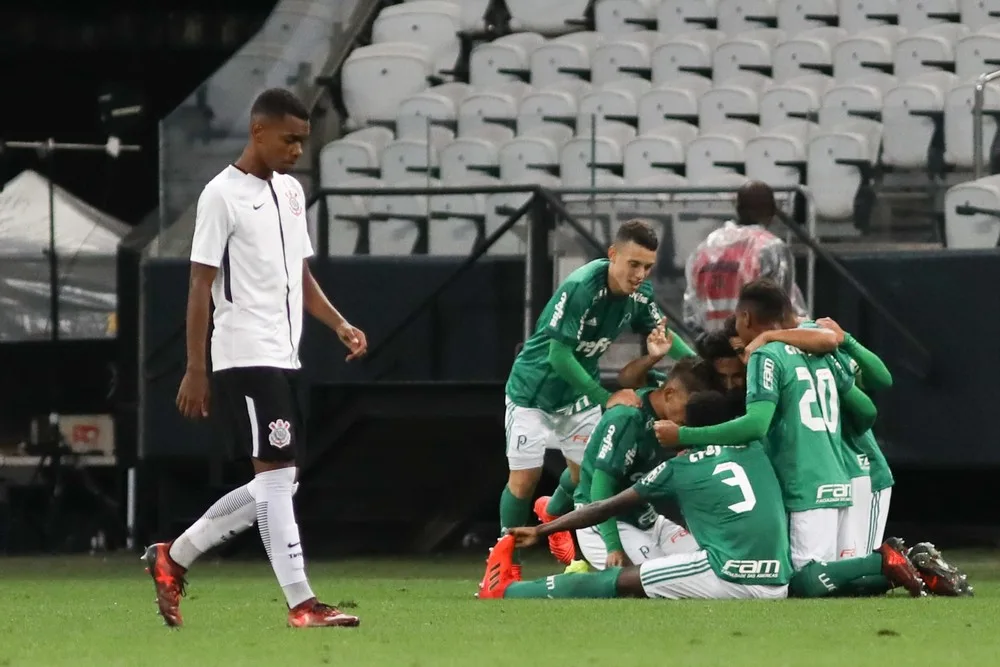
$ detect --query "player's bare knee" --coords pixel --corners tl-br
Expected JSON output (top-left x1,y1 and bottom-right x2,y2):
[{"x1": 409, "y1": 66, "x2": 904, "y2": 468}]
[
  {"x1": 614, "y1": 566, "x2": 645, "y2": 598},
  {"x1": 507, "y1": 468, "x2": 542, "y2": 498},
  {"x1": 564, "y1": 459, "x2": 581, "y2": 484},
  {"x1": 252, "y1": 459, "x2": 296, "y2": 475}
]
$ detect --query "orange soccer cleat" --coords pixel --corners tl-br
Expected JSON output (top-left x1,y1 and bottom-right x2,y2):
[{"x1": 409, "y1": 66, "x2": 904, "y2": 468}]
[
  {"x1": 288, "y1": 599, "x2": 361, "y2": 628},
  {"x1": 478, "y1": 535, "x2": 518, "y2": 600},
  {"x1": 142, "y1": 542, "x2": 188, "y2": 627},
  {"x1": 533, "y1": 496, "x2": 576, "y2": 565}
]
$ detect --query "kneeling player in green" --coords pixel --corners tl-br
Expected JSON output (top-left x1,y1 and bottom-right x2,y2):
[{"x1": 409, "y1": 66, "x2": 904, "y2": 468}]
[{"x1": 572, "y1": 358, "x2": 712, "y2": 570}]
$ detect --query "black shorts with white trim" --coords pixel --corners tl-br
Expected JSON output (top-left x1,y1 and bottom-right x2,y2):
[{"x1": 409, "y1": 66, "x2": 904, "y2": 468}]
[{"x1": 213, "y1": 366, "x2": 303, "y2": 463}]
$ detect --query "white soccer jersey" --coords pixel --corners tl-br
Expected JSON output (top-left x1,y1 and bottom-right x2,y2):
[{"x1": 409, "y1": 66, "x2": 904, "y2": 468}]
[{"x1": 190, "y1": 165, "x2": 314, "y2": 371}]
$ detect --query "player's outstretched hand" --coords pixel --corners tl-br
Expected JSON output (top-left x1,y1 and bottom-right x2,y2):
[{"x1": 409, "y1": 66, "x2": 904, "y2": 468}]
[
  {"x1": 606, "y1": 550, "x2": 632, "y2": 568},
  {"x1": 606, "y1": 389, "x2": 642, "y2": 409},
  {"x1": 336, "y1": 321, "x2": 369, "y2": 361},
  {"x1": 816, "y1": 317, "x2": 846, "y2": 344},
  {"x1": 176, "y1": 368, "x2": 210, "y2": 419},
  {"x1": 653, "y1": 420, "x2": 681, "y2": 447},
  {"x1": 507, "y1": 527, "x2": 539, "y2": 549},
  {"x1": 646, "y1": 321, "x2": 673, "y2": 359}
]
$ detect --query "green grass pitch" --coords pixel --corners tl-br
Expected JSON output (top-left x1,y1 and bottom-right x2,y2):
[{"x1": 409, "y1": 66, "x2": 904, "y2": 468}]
[{"x1": 1, "y1": 551, "x2": 998, "y2": 667}]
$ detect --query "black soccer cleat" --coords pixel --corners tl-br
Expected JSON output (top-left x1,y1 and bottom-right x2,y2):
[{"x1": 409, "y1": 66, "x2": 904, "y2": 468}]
[{"x1": 907, "y1": 542, "x2": 974, "y2": 597}]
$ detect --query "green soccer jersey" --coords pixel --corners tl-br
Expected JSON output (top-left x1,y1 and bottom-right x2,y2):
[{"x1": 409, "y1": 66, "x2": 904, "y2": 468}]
[
  {"x1": 574, "y1": 389, "x2": 663, "y2": 529},
  {"x1": 633, "y1": 443, "x2": 792, "y2": 585},
  {"x1": 829, "y1": 349, "x2": 871, "y2": 481},
  {"x1": 745, "y1": 342, "x2": 855, "y2": 512},
  {"x1": 835, "y1": 351, "x2": 894, "y2": 492},
  {"x1": 506, "y1": 259, "x2": 663, "y2": 413}
]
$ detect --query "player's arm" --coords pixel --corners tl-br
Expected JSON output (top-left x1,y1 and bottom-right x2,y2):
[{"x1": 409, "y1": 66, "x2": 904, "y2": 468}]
[
  {"x1": 591, "y1": 469, "x2": 627, "y2": 554},
  {"x1": 185, "y1": 263, "x2": 217, "y2": 375},
  {"x1": 746, "y1": 327, "x2": 837, "y2": 356},
  {"x1": 617, "y1": 322, "x2": 672, "y2": 388},
  {"x1": 533, "y1": 489, "x2": 644, "y2": 538},
  {"x1": 817, "y1": 317, "x2": 893, "y2": 391},
  {"x1": 548, "y1": 340, "x2": 612, "y2": 406},
  {"x1": 545, "y1": 282, "x2": 615, "y2": 404},
  {"x1": 842, "y1": 385, "x2": 878, "y2": 433},
  {"x1": 631, "y1": 285, "x2": 696, "y2": 360}
]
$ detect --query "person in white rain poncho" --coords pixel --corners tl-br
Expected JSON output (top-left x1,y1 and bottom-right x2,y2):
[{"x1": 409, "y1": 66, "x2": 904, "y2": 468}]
[{"x1": 682, "y1": 181, "x2": 806, "y2": 335}]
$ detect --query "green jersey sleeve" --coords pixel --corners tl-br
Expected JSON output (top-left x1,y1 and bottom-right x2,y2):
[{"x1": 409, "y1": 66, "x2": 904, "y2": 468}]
[
  {"x1": 826, "y1": 352, "x2": 856, "y2": 395},
  {"x1": 630, "y1": 282, "x2": 663, "y2": 336},
  {"x1": 592, "y1": 410, "x2": 641, "y2": 480},
  {"x1": 632, "y1": 460, "x2": 675, "y2": 503},
  {"x1": 544, "y1": 283, "x2": 595, "y2": 345},
  {"x1": 745, "y1": 347, "x2": 783, "y2": 405}
]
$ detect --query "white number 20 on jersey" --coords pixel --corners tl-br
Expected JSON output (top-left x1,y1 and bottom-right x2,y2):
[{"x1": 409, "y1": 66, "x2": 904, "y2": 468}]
[{"x1": 795, "y1": 367, "x2": 839, "y2": 433}]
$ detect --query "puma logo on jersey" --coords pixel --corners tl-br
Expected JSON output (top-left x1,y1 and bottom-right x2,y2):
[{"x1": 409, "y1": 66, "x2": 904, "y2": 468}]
[
  {"x1": 816, "y1": 483, "x2": 852, "y2": 503},
  {"x1": 549, "y1": 292, "x2": 568, "y2": 327},
  {"x1": 576, "y1": 337, "x2": 612, "y2": 358},
  {"x1": 723, "y1": 559, "x2": 782, "y2": 578},
  {"x1": 598, "y1": 425, "x2": 616, "y2": 460}
]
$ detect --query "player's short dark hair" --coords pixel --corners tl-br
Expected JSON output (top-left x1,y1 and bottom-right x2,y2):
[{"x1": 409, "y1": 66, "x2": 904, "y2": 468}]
[
  {"x1": 251, "y1": 88, "x2": 309, "y2": 121},
  {"x1": 666, "y1": 357, "x2": 718, "y2": 394},
  {"x1": 696, "y1": 331, "x2": 738, "y2": 361},
  {"x1": 615, "y1": 219, "x2": 658, "y2": 251},
  {"x1": 685, "y1": 390, "x2": 739, "y2": 427},
  {"x1": 736, "y1": 279, "x2": 790, "y2": 327},
  {"x1": 722, "y1": 314, "x2": 738, "y2": 339}
]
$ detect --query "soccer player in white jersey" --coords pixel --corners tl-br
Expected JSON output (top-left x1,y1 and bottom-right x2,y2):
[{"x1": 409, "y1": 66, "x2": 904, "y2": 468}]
[{"x1": 142, "y1": 88, "x2": 368, "y2": 628}]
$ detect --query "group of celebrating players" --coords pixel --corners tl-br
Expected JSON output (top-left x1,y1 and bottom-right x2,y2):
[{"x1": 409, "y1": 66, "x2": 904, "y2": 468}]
[{"x1": 479, "y1": 218, "x2": 972, "y2": 602}]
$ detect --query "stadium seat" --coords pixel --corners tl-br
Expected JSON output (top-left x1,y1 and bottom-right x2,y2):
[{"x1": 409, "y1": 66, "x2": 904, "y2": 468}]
[
  {"x1": 624, "y1": 124, "x2": 698, "y2": 181},
  {"x1": 380, "y1": 130, "x2": 452, "y2": 183},
  {"x1": 656, "y1": 1, "x2": 720, "y2": 39},
  {"x1": 960, "y1": 0, "x2": 1000, "y2": 27},
  {"x1": 321, "y1": 176, "x2": 383, "y2": 255},
  {"x1": 650, "y1": 31, "x2": 724, "y2": 83},
  {"x1": 699, "y1": 74, "x2": 769, "y2": 131},
  {"x1": 839, "y1": 0, "x2": 899, "y2": 34},
  {"x1": 592, "y1": 32, "x2": 669, "y2": 85},
  {"x1": 807, "y1": 119, "x2": 882, "y2": 220},
  {"x1": 341, "y1": 42, "x2": 434, "y2": 125},
  {"x1": 771, "y1": 27, "x2": 846, "y2": 83},
  {"x1": 396, "y1": 83, "x2": 474, "y2": 140},
  {"x1": 833, "y1": 26, "x2": 906, "y2": 83},
  {"x1": 944, "y1": 174, "x2": 1000, "y2": 247},
  {"x1": 945, "y1": 80, "x2": 1000, "y2": 169},
  {"x1": 760, "y1": 75, "x2": 833, "y2": 129},
  {"x1": 882, "y1": 71, "x2": 959, "y2": 170},
  {"x1": 367, "y1": 177, "x2": 433, "y2": 255},
  {"x1": 638, "y1": 76, "x2": 712, "y2": 134},
  {"x1": 469, "y1": 32, "x2": 547, "y2": 87},
  {"x1": 685, "y1": 121, "x2": 760, "y2": 181},
  {"x1": 410, "y1": 0, "x2": 492, "y2": 32},
  {"x1": 458, "y1": 82, "x2": 534, "y2": 141},
  {"x1": 577, "y1": 79, "x2": 651, "y2": 137},
  {"x1": 745, "y1": 120, "x2": 815, "y2": 186},
  {"x1": 499, "y1": 127, "x2": 567, "y2": 182},
  {"x1": 717, "y1": 0, "x2": 778, "y2": 36},
  {"x1": 517, "y1": 80, "x2": 591, "y2": 140},
  {"x1": 428, "y1": 180, "x2": 490, "y2": 254},
  {"x1": 530, "y1": 32, "x2": 604, "y2": 87},
  {"x1": 560, "y1": 125, "x2": 633, "y2": 185},
  {"x1": 955, "y1": 24, "x2": 1000, "y2": 82},
  {"x1": 898, "y1": 0, "x2": 959, "y2": 32},
  {"x1": 894, "y1": 24, "x2": 970, "y2": 81},
  {"x1": 712, "y1": 29, "x2": 785, "y2": 83},
  {"x1": 439, "y1": 134, "x2": 501, "y2": 183},
  {"x1": 819, "y1": 74, "x2": 896, "y2": 129},
  {"x1": 595, "y1": 0, "x2": 661, "y2": 36},
  {"x1": 507, "y1": 0, "x2": 590, "y2": 33},
  {"x1": 372, "y1": 1, "x2": 462, "y2": 76},
  {"x1": 320, "y1": 126, "x2": 394, "y2": 184},
  {"x1": 776, "y1": 0, "x2": 838, "y2": 37}
]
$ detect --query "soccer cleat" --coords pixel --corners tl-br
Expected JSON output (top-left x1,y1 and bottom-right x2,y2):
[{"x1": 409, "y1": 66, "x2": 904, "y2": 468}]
[
  {"x1": 478, "y1": 535, "x2": 517, "y2": 599},
  {"x1": 876, "y1": 537, "x2": 926, "y2": 597},
  {"x1": 142, "y1": 542, "x2": 188, "y2": 627},
  {"x1": 533, "y1": 496, "x2": 576, "y2": 565},
  {"x1": 907, "y1": 542, "x2": 974, "y2": 597},
  {"x1": 564, "y1": 559, "x2": 591, "y2": 574},
  {"x1": 288, "y1": 599, "x2": 360, "y2": 628},
  {"x1": 511, "y1": 564, "x2": 522, "y2": 582}
]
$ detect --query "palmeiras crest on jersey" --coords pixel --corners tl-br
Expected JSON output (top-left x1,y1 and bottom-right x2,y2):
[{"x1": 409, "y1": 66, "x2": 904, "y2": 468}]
[
  {"x1": 268, "y1": 419, "x2": 292, "y2": 448},
  {"x1": 286, "y1": 189, "x2": 303, "y2": 216}
]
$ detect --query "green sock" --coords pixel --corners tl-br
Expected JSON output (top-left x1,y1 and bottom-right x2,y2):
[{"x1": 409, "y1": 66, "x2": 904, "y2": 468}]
[
  {"x1": 841, "y1": 575, "x2": 893, "y2": 597},
  {"x1": 499, "y1": 485, "x2": 532, "y2": 564},
  {"x1": 545, "y1": 469, "x2": 577, "y2": 517},
  {"x1": 504, "y1": 567, "x2": 621, "y2": 599},
  {"x1": 790, "y1": 554, "x2": 884, "y2": 598}
]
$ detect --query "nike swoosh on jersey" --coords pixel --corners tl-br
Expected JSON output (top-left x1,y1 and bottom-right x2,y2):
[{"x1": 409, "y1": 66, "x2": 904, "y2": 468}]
[{"x1": 253, "y1": 202, "x2": 266, "y2": 210}]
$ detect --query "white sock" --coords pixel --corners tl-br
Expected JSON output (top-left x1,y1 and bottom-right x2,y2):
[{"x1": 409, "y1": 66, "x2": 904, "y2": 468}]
[
  {"x1": 169, "y1": 479, "x2": 300, "y2": 569},
  {"x1": 255, "y1": 467, "x2": 314, "y2": 608}
]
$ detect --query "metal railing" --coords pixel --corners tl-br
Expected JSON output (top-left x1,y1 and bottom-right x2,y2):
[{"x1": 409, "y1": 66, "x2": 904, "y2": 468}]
[{"x1": 973, "y1": 67, "x2": 1000, "y2": 178}]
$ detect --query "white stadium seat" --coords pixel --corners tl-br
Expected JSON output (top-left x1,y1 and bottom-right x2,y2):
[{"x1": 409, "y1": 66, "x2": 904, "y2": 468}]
[
  {"x1": 429, "y1": 181, "x2": 490, "y2": 254},
  {"x1": 320, "y1": 127, "x2": 394, "y2": 184},
  {"x1": 372, "y1": 1, "x2": 462, "y2": 76},
  {"x1": 955, "y1": 24, "x2": 1000, "y2": 82},
  {"x1": 560, "y1": 125, "x2": 633, "y2": 185},
  {"x1": 380, "y1": 130, "x2": 452, "y2": 183},
  {"x1": 776, "y1": 0, "x2": 838, "y2": 37},
  {"x1": 342, "y1": 42, "x2": 434, "y2": 124},
  {"x1": 651, "y1": 31, "x2": 724, "y2": 83},
  {"x1": 577, "y1": 79, "x2": 651, "y2": 137},
  {"x1": 894, "y1": 24, "x2": 970, "y2": 81},
  {"x1": 833, "y1": 26, "x2": 906, "y2": 83},
  {"x1": 839, "y1": 0, "x2": 899, "y2": 34},
  {"x1": 458, "y1": 82, "x2": 534, "y2": 141},
  {"x1": 945, "y1": 81, "x2": 1000, "y2": 169},
  {"x1": 772, "y1": 27, "x2": 846, "y2": 83},
  {"x1": 745, "y1": 120, "x2": 815, "y2": 186},
  {"x1": 699, "y1": 74, "x2": 769, "y2": 131},
  {"x1": 469, "y1": 32, "x2": 546, "y2": 87},
  {"x1": 807, "y1": 119, "x2": 882, "y2": 220},
  {"x1": 624, "y1": 124, "x2": 699, "y2": 181},
  {"x1": 960, "y1": 0, "x2": 1000, "y2": 27},
  {"x1": 945, "y1": 175, "x2": 1000, "y2": 248},
  {"x1": 322, "y1": 177, "x2": 383, "y2": 256},
  {"x1": 760, "y1": 75, "x2": 833, "y2": 129},
  {"x1": 685, "y1": 122, "x2": 760, "y2": 181},
  {"x1": 410, "y1": 0, "x2": 492, "y2": 32},
  {"x1": 898, "y1": 0, "x2": 959, "y2": 32},
  {"x1": 638, "y1": 76, "x2": 712, "y2": 134},
  {"x1": 592, "y1": 32, "x2": 669, "y2": 85},
  {"x1": 530, "y1": 32, "x2": 605, "y2": 87},
  {"x1": 367, "y1": 177, "x2": 434, "y2": 255},
  {"x1": 717, "y1": 0, "x2": 778, "y2": 37},
  {"x1": 595, "y1": 0, "x2": 661, "y2": 36},
  {"x1": 820, "y1": 74, "x2": 896, "y2": 129},
  {"x1": 439, "y1": 135, "x2": 501, "y2": 183},
  {"x1": 396, "y1": 83, "x2": 474, "y2": 140},
  {"x1": 507, "y1": 0, "x2": 590, "y2": 32},
  {"x1": 712, "y1": 29, "x2": 785, "y2": 83},
  {"x1": 656, "y1": 1, "x2": 720, "y2": 39},
  {"x1": 518, "y1": 81, "x2": 591, "y2": 140},
  {"x1": 500, "y1": 128, "x2": 566, "y2": 182},
  {"x1": 882, "y1": 71, "x2": 959, "y2": 170}
]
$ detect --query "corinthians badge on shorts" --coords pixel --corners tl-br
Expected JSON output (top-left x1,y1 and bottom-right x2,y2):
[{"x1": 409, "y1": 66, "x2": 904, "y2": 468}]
[
  {"x1": 286, "y1": 189, "x2": 303, "y2": 216},
  {"x1": 268, "y1": 419, "x2": 292, "y2": 448}
]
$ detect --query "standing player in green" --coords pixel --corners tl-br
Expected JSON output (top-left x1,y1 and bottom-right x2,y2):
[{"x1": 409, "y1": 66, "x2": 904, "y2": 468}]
[
  {"x1": 501, "y1": 220, "x2": 690, "y2": 572},
  {"x1": 655, "y1": 280, "x2": 877, "y2": 570},
  {"x1": 571, "y1": 358, "x2": 711, "y2": 570},
  {"x1": 479, "y1": 392, "x2": 924, "y2": 600}
]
